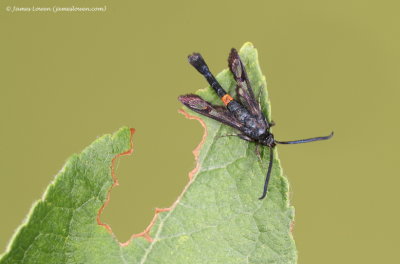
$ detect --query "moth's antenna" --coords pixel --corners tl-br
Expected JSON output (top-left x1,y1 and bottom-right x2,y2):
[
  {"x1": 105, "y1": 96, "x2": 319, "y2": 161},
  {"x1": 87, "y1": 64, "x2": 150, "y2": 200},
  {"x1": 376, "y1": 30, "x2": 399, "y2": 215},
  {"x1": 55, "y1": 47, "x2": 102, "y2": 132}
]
[
  {"x1": 259, "y1": 147, "x2": 274, "y2": 200},
  {"x1": 276, "y1": 132, "x2": 334, "y2": 144}
]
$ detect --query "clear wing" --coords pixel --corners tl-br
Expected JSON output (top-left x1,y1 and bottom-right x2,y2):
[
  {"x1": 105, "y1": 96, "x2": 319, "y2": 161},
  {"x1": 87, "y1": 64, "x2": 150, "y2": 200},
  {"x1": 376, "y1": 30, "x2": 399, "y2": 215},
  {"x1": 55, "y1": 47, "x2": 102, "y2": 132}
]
[
  {"x1": 228, "y1": 48, "x2": 270, "y2": 128},
  {"x1": 179, "y1": 94, "x2": 244, "y2": 131}
]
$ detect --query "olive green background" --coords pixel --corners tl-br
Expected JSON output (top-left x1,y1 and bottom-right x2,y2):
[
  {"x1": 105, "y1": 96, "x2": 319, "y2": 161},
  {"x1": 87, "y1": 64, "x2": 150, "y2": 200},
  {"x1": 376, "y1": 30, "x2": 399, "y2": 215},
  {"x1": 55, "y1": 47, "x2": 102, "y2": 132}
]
[{"x1": 1, "y1": 0, "x2": 398, "y2": 263}]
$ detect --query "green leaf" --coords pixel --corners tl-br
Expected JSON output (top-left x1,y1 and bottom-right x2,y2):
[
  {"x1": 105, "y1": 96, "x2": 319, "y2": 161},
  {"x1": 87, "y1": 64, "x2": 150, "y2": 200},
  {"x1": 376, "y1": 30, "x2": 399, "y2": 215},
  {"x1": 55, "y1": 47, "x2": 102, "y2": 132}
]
[{"x1": 0, "y1": 42, "x2": 296, "y2": 264}]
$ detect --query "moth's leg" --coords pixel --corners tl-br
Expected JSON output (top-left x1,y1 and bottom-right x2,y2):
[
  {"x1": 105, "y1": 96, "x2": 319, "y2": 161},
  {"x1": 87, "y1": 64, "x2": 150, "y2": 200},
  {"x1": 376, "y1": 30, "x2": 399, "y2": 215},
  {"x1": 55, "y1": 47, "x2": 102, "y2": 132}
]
[
  {"x1": 216, "y1": 133, "x2": 255, "y2": 142},
  {"x1": 256, "y1": 87, "x2": 263, "y2": 111},
  {"x1": 238, "y1": 134, "x2": 255, "y2": 142},
  {"x1": 215, "y1": 133, "x2": 241, "y2": 141},
  {"x1": 257, "y1": 87, "x2": 275, "y2": 127},
  {"x1": 255, "y1": 144, "x2": 264, "y2": 167},
  {"x1": 234, "y1": 135, "x2": 265, "y2": 170},
  {"x1": 257, "y1": 87, "x2": 262, "y2": 101}
]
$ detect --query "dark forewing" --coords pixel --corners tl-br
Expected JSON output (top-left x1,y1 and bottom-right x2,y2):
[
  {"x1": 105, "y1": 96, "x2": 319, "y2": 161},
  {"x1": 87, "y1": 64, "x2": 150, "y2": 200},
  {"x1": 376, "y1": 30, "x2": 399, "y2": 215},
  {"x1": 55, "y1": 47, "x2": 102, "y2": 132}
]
[
  {"x1": 228, "y1": 48, "x2": 270, "y2": 128},
  {"x1": 179, "y1": 94, "x2": 243, "y2": 131}
]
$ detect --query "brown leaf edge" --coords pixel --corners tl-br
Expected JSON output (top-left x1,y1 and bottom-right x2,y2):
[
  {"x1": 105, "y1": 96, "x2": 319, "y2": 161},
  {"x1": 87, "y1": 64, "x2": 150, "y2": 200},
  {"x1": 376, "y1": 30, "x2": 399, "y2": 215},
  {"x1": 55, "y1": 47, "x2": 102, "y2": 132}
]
[{"x1": 97, "y1": 109, "x2": 207, "y2": 246}]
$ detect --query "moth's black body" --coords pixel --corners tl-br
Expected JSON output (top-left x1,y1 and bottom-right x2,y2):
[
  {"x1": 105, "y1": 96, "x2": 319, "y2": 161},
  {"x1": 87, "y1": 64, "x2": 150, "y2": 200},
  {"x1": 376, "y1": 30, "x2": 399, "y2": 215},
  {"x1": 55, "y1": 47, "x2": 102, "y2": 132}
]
[{"x1": 179, "y1": 49, "x2": 333, "y2": 200}]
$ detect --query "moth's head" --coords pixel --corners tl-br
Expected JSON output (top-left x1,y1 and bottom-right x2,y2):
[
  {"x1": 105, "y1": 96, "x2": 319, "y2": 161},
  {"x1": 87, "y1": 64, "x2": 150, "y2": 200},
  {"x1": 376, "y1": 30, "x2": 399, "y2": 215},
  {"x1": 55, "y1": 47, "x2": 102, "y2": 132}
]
[{"x1": 260, "y1": 133, "x2": 276, "y2": 148}]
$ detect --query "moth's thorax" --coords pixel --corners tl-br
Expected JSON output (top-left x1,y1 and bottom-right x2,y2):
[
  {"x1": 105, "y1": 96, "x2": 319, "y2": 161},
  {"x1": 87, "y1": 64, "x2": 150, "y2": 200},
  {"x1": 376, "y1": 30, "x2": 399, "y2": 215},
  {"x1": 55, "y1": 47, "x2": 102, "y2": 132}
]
[
  {"x1": 227, "y1": 101, "x2": 250, "y2": 122},
  {"x1": 227, "y1": 100, "x2": 268, "y2": 137}
]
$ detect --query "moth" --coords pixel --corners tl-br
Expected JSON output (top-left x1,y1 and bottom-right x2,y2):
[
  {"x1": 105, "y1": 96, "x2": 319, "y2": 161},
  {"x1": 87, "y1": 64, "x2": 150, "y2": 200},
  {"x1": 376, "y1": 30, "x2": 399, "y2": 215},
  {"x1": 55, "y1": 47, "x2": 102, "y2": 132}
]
[{"x1": 179, "y1": 48, "x2": 333, "y2": 199}]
